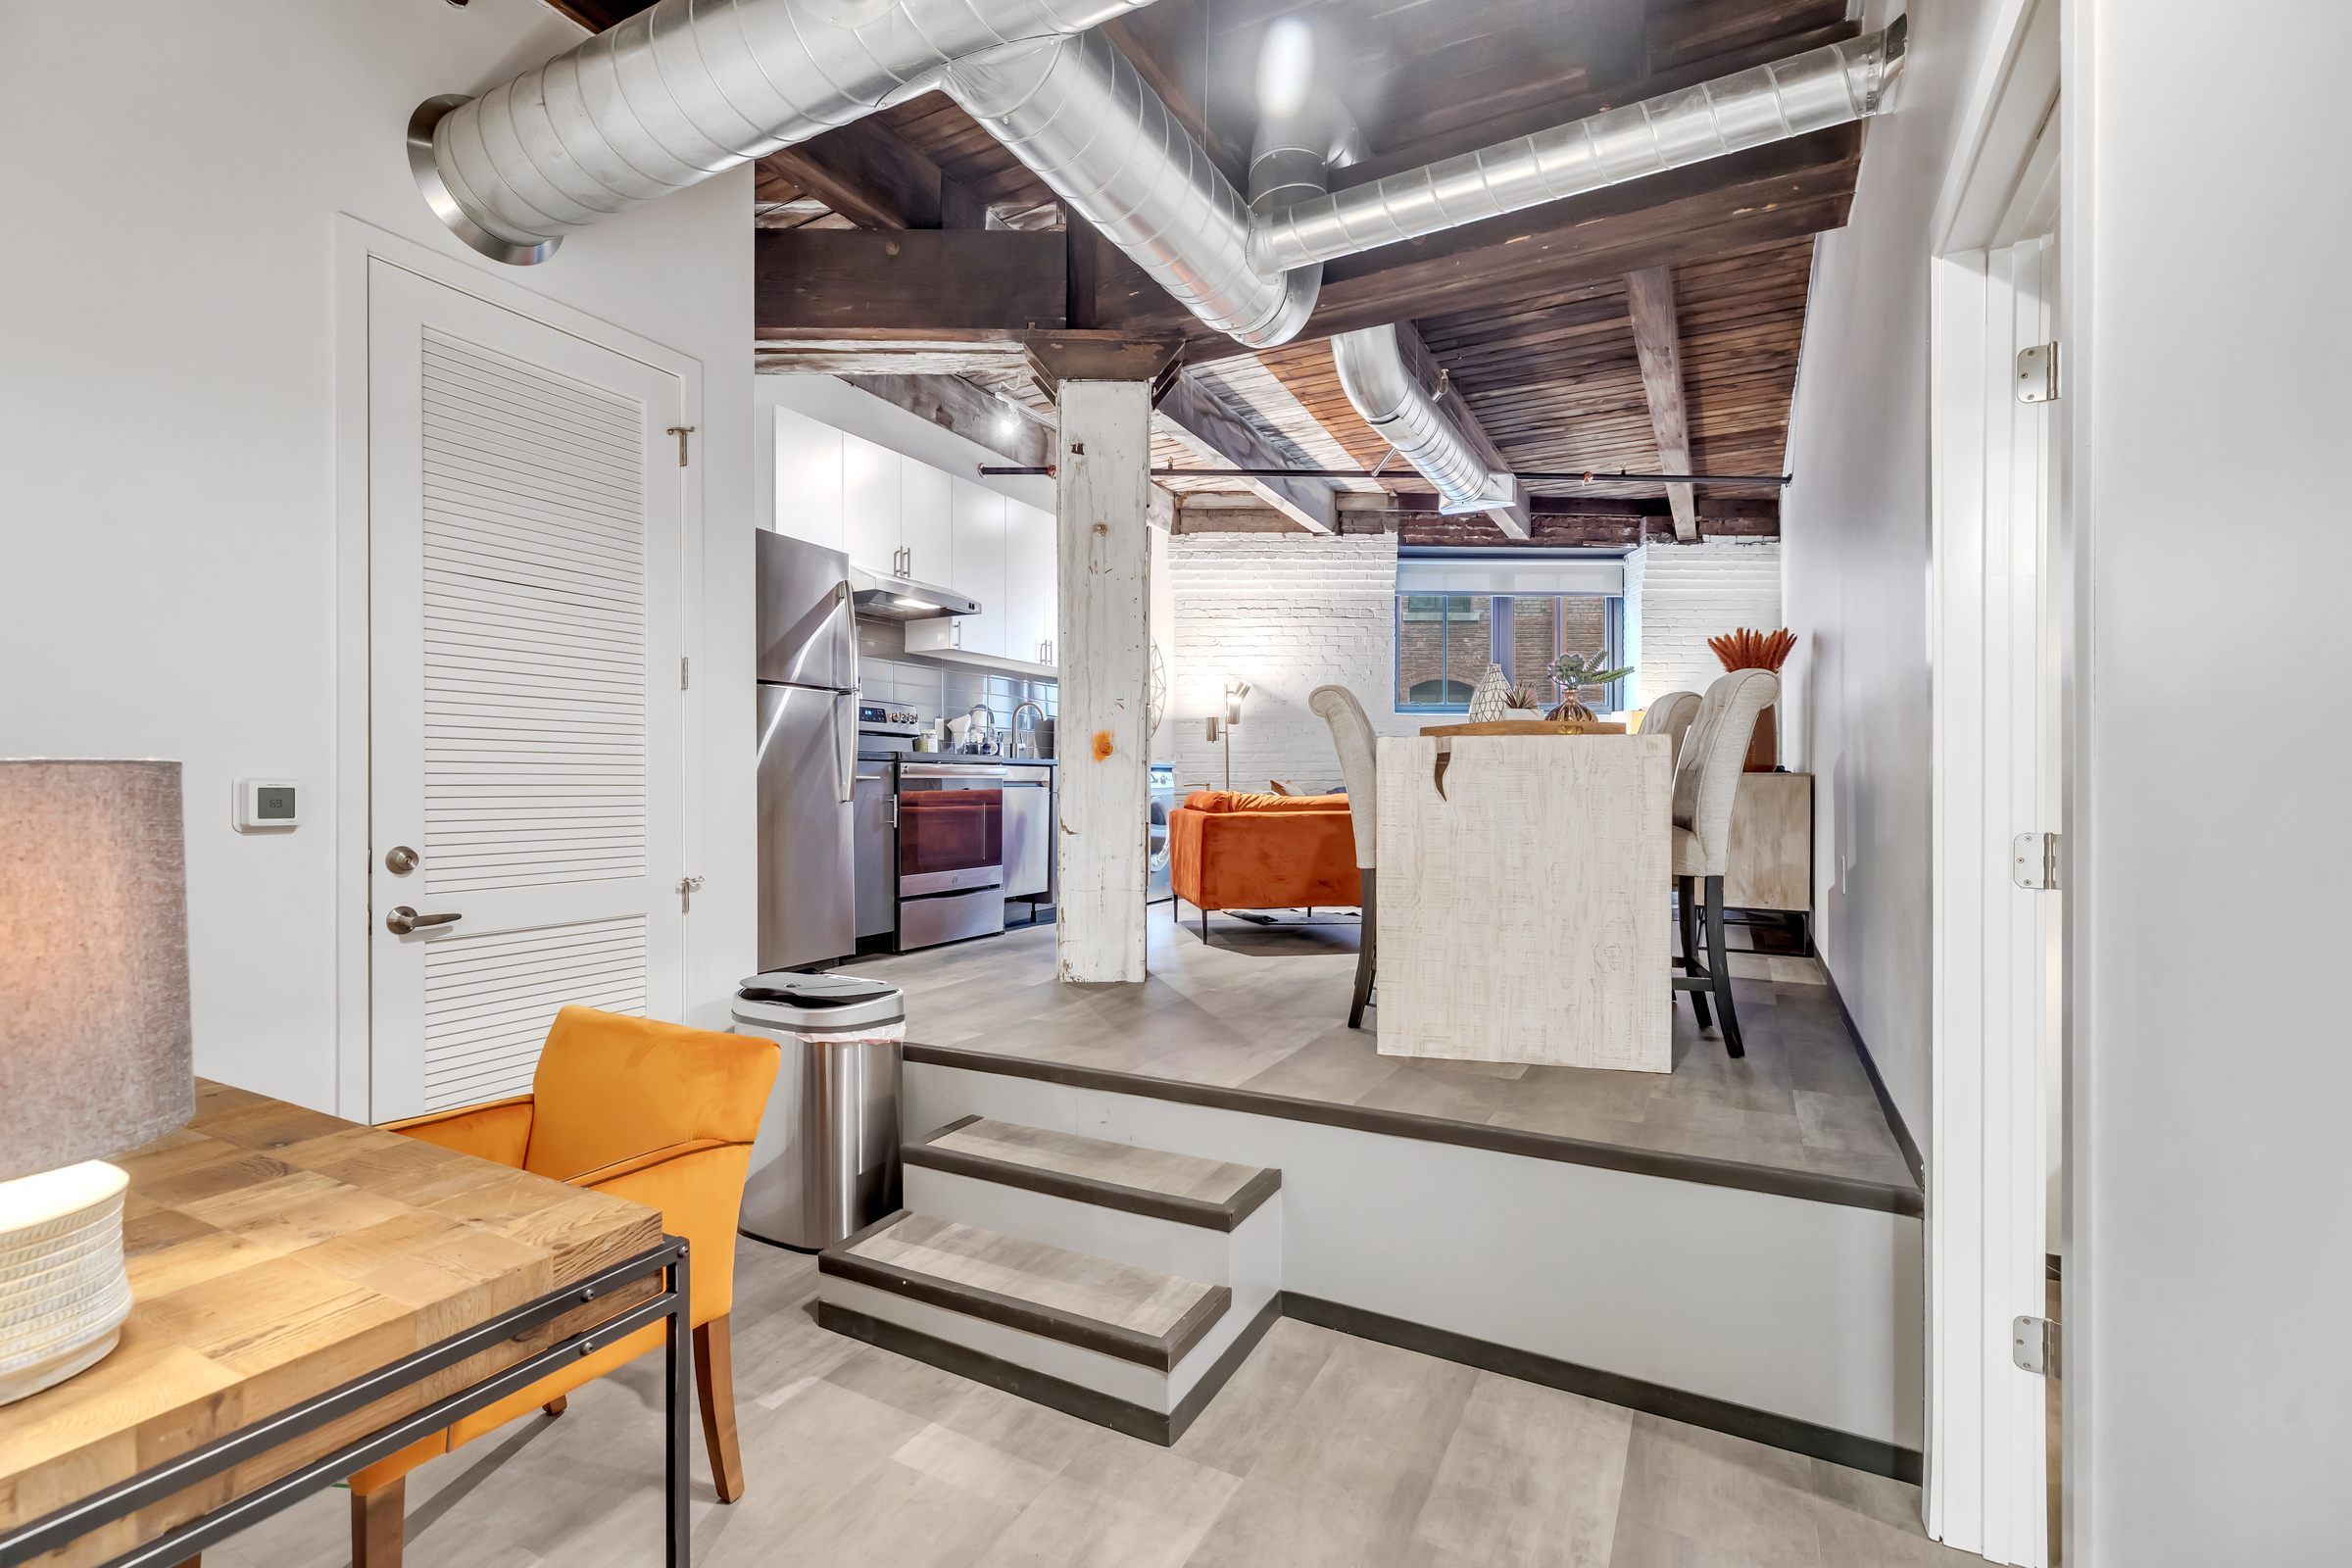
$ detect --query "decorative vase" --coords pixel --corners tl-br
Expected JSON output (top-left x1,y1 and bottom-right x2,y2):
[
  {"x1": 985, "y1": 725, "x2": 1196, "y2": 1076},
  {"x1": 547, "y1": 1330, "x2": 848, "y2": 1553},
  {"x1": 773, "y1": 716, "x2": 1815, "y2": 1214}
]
[
  {"x1": 1467, "y1": 662, "x2": 1512, "y2": 722},
  {"x1": 1546, "y1": 686, "x2": 1596, "y2": 724}
]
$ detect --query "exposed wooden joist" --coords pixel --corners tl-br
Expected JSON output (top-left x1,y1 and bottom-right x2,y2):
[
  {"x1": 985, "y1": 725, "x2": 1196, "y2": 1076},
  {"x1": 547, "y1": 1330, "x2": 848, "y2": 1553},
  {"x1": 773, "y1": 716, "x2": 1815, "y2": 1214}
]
[
  {"x1": 755, "y1": 228, "x2": 1065, "y2": 335},
  {"x1": 1154, "y1": 374, "x2": 1339, "y2": 533},
  {"x1": 756, "y1": 115, "x2": 1000, "y2": 231},
  {"x1": 1174, "y1": 497, "x2": 1778, "y2": 541},
  {"x1": 1623, "y1": 266, "x2": 1698, "y2": 541},
  {"x1": 840, "y1": 373, "x2": 1055, "y2": 469},
  {"x1": 755, "y1": 338, "x2": 1031, "y2": 376}
]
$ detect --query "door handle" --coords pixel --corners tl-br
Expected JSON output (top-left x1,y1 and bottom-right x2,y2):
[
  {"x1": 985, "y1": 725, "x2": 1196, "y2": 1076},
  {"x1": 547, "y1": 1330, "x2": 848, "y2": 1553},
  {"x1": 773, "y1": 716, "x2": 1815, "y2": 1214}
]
[{"x1": 385, "y1": 906, "x2": 462, "y2": 935}]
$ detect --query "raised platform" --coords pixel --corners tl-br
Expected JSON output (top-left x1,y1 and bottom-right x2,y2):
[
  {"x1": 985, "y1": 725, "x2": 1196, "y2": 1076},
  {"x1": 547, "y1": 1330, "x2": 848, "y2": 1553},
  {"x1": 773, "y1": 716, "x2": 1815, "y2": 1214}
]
[
  {"x1": 850, "y1": 909, "x2": 1925, "y2": 1472},
  {"x1": 855, "y1": 910, "x2": 1919, "y2": 1212}
]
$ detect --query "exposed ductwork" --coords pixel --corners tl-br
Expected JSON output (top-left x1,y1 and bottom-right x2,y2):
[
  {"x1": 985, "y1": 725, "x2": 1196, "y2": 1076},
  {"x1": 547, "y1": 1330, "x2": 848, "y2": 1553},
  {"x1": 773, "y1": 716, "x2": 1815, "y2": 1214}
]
[
  {"x1": 406, "y1": 0, "x2": 1155, "y2": 265},
  {"x1": 1250, "y1": 21, "x2": 1906, "y2": 276},
  {"x1": 1333, "y1": 323, "x2": 1531, "y2": 534},
  {"x1": 941, "y1": 32, "x2": 1302, "y2": 347},
  {"x1": 409, "y1": 4, "x2": 1901, "y2": 529}
]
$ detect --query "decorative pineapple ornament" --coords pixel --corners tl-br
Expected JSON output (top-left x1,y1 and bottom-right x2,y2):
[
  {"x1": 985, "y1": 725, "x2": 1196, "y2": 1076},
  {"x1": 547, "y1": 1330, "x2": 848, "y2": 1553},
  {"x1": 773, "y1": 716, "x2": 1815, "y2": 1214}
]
[{"x1": 1467, "y1": 662, "x2": 1512, "y2": 722}]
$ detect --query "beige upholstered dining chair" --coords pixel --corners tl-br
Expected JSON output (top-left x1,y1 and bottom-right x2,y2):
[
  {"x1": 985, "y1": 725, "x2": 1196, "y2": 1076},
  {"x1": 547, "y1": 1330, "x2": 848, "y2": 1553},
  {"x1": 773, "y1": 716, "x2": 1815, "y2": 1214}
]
[
  {"x1": 1671, "y1": 669, "x2": 1780, "y2": 1056},
  {"x1": 1642, "y1": 689, "x2": 1702, "y2": 768},
  {"x1": 1308, "y1": 684, "x2": 1380, "y2": 1029}
]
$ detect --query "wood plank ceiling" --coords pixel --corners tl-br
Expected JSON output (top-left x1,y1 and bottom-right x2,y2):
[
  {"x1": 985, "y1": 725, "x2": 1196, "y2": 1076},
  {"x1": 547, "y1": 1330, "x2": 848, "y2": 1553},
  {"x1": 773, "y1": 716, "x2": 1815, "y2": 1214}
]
[{"x1": 544, "y1": 0, "x2": 1859, "y2": 541}]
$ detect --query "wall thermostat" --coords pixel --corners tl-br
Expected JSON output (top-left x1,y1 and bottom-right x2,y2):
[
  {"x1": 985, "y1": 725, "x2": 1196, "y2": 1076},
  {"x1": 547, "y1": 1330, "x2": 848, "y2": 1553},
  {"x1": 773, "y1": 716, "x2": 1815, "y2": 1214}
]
[{"x1": 233, "y1": 778, "x2": 301, "y2": 831}]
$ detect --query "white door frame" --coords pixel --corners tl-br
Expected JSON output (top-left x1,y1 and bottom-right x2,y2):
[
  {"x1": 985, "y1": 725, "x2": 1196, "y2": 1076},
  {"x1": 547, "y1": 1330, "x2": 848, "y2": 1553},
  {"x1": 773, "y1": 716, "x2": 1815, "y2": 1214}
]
[
  {"x1": 332, "y1": 218, "x2": 709, "y2": 1122},
  {"x1": 1924, "y1": 1, "x2": 2063, "y2": 1562}
]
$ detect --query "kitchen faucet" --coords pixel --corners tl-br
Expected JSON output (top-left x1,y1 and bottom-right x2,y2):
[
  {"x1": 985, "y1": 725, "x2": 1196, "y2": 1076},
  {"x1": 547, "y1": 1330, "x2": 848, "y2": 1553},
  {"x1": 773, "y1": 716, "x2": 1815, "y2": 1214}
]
[
  {"x1": 1011, "y1": 700, "x2": 1047, "y2": 759},
  {"x1": 963, "y1": 702, "x2": 997, "y2": 754}
]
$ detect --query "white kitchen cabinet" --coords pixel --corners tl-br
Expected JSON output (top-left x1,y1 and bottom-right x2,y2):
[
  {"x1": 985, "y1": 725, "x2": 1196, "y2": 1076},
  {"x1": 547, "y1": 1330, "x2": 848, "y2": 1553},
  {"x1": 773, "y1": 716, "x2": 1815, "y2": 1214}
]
[
  {"x1": 950, "y1": 481, "x2": 1007, "y2": 656},
  {"x1": 842, "y1": 434, "x2": 901, "y2": 573},
  {"x1": 1005, "y1": 501, "x2": 1059, "y2": 665},
  {"x1": 771, "y1": 408, "x2": 845, "y2": 553},
  {"x1": 899, "y1": 464, "x2": 953, "y2": 585}
]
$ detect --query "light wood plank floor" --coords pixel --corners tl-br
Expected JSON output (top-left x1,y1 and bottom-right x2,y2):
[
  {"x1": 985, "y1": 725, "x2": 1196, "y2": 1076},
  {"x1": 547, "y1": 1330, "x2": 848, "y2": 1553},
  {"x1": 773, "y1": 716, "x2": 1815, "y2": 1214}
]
[
  {"x1": 857, "y1": 908, "x2": 1916, "y2": 1192},
  {"x1": 215, "y1": 1238, "x2": 1974, "y2": 1567}
]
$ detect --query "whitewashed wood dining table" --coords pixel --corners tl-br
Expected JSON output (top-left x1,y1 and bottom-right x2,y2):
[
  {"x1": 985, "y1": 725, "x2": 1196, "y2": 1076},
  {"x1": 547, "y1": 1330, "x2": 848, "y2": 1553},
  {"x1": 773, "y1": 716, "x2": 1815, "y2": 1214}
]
[{"x1": 1374, "y1": 733, "x2": 1674, "y2": 1071}]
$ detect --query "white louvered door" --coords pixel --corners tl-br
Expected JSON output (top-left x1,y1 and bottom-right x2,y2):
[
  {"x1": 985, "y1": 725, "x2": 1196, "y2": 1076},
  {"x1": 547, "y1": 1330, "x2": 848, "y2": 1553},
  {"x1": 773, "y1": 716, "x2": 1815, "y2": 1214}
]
[{"x1": 368, "y1": 261, "x2": 684, "y2": 1120}]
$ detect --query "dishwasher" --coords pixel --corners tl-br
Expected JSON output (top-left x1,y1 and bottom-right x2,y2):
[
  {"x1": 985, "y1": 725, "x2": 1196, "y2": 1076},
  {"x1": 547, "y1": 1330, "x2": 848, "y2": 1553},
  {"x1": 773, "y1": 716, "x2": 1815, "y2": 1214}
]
[{"x1": 1000, "y1": 767, "x2": 1053, "y2": 911}]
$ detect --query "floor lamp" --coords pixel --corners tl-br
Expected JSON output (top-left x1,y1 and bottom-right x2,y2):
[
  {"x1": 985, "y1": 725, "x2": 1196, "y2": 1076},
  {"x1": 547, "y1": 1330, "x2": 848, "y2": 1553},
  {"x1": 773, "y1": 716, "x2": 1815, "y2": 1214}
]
[{"x1": 1209, "y1": 680, "x2": 1250, "y2": 789}]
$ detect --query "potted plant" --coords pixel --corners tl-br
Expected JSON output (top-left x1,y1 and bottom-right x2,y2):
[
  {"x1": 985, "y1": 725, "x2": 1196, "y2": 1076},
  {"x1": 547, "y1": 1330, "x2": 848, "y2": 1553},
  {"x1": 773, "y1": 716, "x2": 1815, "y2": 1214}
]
[{"x1": 1546, "y1": 650, "x2": 1634, "y2": 723}]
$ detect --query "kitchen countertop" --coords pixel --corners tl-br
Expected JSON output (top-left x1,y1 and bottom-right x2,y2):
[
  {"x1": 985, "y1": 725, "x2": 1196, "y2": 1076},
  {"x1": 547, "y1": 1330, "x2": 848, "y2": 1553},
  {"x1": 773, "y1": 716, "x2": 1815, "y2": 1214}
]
[{"x1": 858, "y1": 753, "x2": 1056, "y2": 766}]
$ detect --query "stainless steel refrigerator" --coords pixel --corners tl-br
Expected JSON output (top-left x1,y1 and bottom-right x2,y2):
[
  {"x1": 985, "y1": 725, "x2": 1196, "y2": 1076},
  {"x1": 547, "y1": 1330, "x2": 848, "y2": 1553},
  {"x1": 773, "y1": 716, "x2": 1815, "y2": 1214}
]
[{"x1": 756, "y1": 530, "x2": 858, "y2": 970}]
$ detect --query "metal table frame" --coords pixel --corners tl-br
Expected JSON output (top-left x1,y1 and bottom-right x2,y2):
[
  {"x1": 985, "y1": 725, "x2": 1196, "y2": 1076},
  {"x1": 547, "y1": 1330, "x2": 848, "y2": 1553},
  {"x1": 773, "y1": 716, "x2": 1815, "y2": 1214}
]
[{"x1": 0, "y1": 1237, "x2": 692, "y2": 1568}]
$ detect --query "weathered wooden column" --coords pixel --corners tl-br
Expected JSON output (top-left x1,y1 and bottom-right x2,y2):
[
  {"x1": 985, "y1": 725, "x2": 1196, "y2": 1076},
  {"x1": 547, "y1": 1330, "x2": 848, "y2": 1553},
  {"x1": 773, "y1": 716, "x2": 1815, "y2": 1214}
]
[{"x1": 1030, "y1": 333, "x2": 1181, "y2": 984}]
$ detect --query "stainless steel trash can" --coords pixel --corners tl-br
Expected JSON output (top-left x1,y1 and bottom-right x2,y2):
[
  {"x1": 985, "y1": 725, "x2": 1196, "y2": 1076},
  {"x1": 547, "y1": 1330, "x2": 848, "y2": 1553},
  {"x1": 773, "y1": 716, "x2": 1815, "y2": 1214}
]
[{"x1": 733, "y1": 971, "x2": 906, "y2": 1251}]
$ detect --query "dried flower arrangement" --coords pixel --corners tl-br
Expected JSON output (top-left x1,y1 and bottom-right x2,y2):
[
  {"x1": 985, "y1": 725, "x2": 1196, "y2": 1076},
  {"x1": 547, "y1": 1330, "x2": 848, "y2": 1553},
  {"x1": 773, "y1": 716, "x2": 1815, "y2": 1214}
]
[
  {"x1": 1706, "y1": 627, "x2": 1795, "y2": 771},
  {"x1": 1708, "y1": 627, "x2": 1797, "y2": 672}
]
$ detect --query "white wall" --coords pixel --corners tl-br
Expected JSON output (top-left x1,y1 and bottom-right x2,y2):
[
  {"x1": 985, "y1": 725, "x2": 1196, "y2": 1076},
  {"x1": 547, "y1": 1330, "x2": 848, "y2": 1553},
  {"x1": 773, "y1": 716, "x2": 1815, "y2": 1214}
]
[
  {"x1": 1166, "y1": 534, "x2": 1411, "y2": 793},
  {"x1": 0, "y1": 0, "x2": 754, "y2": 1113},
  {"x1": 2068, "y1": 2, "x2": 2352, "y2": 1561},
  {"x1": 1636, "y1": 540, "x2": 1784, "y2": 708},
  {"x1": 1164, "y1": 532, "x2": 1776, "y2": 792},
  {"x1": 1779, "y1": 0, "x2": 2000, "y2": 1137}
]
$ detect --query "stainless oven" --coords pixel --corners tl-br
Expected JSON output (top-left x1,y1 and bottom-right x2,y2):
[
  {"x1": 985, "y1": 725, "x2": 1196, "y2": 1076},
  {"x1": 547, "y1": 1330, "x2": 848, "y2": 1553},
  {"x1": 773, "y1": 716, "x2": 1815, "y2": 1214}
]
[{"x1": 896, "y1": 761, "x2": 1005, "y2": 948}]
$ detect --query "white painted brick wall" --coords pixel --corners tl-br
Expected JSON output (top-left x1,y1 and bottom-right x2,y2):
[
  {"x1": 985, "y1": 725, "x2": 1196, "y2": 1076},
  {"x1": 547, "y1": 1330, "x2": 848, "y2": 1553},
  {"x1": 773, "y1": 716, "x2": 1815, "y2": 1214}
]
[
  {"x1": 1166, "y1": 533, "x2": 1414, "y2": 794},
  {"x1": 1634, "y1": 540, "x2": 1783, "y2": 706},
  {"x1": 1162, "y1": 533, "x2": 1781, "y2": 793}
]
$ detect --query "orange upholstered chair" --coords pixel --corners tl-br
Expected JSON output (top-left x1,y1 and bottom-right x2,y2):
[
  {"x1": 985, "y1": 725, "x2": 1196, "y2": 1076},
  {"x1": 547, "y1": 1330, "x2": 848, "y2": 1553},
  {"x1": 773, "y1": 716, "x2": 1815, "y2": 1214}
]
[
  {"x1": 1168, "y1": 789, "x2": 1363, "y2": 942},
  {"x1": 348, "y1": 1006, "x2": 780, "y2": 1567}
]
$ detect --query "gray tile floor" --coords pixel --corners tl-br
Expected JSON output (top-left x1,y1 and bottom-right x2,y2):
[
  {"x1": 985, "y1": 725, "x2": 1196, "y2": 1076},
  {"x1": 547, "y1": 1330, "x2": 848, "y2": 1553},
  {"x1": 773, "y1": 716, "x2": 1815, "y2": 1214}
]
[
  {"x1": 215, "y1": 1240, "x2": 1974, "y2": 1567},
  {"x1": 857, "y1": 909, "x2": 1916, "y2": 1191}
]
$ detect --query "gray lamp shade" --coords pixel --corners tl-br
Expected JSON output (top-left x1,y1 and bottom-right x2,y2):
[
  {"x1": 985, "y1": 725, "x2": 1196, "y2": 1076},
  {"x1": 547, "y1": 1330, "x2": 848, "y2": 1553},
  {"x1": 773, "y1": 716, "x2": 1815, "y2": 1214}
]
[{"x1": 0, "y1": 760, "x2": 195, "y2": 1182}]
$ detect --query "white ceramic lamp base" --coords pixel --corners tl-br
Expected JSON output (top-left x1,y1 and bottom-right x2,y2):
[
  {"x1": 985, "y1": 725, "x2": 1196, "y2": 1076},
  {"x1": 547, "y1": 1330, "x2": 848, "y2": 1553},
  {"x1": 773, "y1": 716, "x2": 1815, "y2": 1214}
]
[{"x1": 0, "y1": 1161, "x2": 133, "y2": 1406}]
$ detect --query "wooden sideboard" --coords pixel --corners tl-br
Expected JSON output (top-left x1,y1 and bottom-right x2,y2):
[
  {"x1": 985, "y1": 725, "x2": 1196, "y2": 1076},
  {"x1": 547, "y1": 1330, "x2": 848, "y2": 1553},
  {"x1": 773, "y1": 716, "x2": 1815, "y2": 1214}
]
[{"x1": 1724, "y1": 771, "x2": 1813, "y2": 914}]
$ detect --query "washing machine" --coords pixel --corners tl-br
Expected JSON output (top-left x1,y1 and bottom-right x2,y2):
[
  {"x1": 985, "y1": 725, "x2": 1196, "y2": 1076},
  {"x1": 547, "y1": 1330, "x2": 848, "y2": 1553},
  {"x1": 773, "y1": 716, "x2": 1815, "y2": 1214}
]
[{"x1": 1147, "y1": 763, "x2": 1178, "y2": 905}]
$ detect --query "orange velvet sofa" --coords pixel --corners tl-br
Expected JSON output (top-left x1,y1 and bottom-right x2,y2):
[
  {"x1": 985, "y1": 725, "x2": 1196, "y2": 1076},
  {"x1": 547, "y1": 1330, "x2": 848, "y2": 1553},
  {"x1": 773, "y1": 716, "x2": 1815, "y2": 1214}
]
[{"x1": 1168, "y1": 789, "x2": 1362, "y2": 938}]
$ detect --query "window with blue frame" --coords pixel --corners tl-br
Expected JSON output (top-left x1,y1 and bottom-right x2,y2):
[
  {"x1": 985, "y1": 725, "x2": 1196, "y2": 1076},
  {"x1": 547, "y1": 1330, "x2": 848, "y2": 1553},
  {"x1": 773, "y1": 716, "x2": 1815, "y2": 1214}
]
[{"x1": 1395, "y1": 592, "x2": 1625, "y2": 713}]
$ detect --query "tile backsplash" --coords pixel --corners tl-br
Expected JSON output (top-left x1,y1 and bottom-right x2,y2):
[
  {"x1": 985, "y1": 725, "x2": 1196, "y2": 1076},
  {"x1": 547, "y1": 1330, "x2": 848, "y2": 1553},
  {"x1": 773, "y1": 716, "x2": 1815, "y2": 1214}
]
[{"x1": 856, "y1": 617, "x2": 1056, "y2": 753}]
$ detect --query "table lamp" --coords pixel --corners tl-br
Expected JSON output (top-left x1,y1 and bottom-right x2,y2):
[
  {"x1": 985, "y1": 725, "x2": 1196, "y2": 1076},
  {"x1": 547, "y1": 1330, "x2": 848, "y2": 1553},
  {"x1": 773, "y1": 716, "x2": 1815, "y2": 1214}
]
[{"x1": 0, "y1": 760, "x2": 194, "y2": 1404}]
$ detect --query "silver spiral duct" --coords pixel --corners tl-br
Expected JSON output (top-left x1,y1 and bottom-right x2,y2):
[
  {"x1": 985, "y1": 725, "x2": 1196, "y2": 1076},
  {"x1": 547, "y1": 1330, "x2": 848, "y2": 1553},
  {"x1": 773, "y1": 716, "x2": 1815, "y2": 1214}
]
[
  {"x1": 1250, "y1": 21, "x2": 1907, "y2": 276},
  {"x1": 942, "y1": 32, "x2": 1300, "y2": 347},
  {"x1": 1241, "y1": 88, "x2": 1365, "y2": 347},
  {"x1": 409, "y1": 0, "x2": 1154, "y2": 264},
  {"x1": 1334, "y1": 324, "x2": 1529, "y2": 530}
]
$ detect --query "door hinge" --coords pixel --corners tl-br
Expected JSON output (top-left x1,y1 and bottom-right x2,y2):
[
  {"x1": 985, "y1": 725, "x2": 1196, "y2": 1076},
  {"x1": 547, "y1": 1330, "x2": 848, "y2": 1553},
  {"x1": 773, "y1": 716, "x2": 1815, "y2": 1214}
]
[
  {"x1": 665, "y1": 424, "x2": 695, "y2": 466},
  {"x1": 2016, "y1": 342, "x2": 2060, "y2": 404},
  {"x1": 2013, "y1": 831, "x2": 2061, "y2": 890},
  {"x1": 680, "y1": 657, "x2": 691, "y2": 691},
  {"x1": 2013, "y1": 1314, "x2": 2061, "y2": 1378}
]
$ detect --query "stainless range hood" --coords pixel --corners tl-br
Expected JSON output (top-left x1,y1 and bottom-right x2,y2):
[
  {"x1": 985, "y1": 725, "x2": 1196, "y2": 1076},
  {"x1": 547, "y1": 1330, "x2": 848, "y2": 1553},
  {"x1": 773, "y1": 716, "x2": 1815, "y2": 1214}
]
[{"x1": 849, "y1": 563, "x2": 981, "y2": 621}]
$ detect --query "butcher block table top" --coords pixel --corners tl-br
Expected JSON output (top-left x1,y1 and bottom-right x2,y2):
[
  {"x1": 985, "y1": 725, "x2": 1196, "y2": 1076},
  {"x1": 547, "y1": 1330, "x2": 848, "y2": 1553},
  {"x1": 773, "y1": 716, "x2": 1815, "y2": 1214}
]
[{"x1": 0, "y1": 1079, "x2": 662, "y2": 1568}]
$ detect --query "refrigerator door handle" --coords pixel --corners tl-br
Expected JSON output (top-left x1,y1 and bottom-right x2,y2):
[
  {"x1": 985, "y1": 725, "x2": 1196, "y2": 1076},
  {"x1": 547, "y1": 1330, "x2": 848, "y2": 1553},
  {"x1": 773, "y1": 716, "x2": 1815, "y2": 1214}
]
[{"x1": 833, "y1": 693, "x2": 857, "y2": 805}]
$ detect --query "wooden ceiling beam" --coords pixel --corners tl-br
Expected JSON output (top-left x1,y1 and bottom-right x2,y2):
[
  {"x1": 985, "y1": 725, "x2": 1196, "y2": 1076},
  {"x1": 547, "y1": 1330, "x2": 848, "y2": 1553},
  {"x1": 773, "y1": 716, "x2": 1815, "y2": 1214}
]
[
  {"x1": 840, "y1": 373, "x2": 1055, "y2": 469},
  {"x1": 1155, "y1": 373, "x2": 1340, "y2": 533},
  {"x1": 1623, "y1": 266, "x2": 1699, "y2": 541},
  {"x1": 756, "y1": 117, "x2": 988, "y2": 231},
  {"x1": 755, "y1": 228, "x2": 1065, "y2": 335}
]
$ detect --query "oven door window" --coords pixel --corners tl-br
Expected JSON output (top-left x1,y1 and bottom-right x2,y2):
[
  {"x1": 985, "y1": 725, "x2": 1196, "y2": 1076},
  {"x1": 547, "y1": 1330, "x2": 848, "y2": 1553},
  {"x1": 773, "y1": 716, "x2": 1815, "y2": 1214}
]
[{"x1": 900, "y1": 789, "x2": 1003, "y2": 881}]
